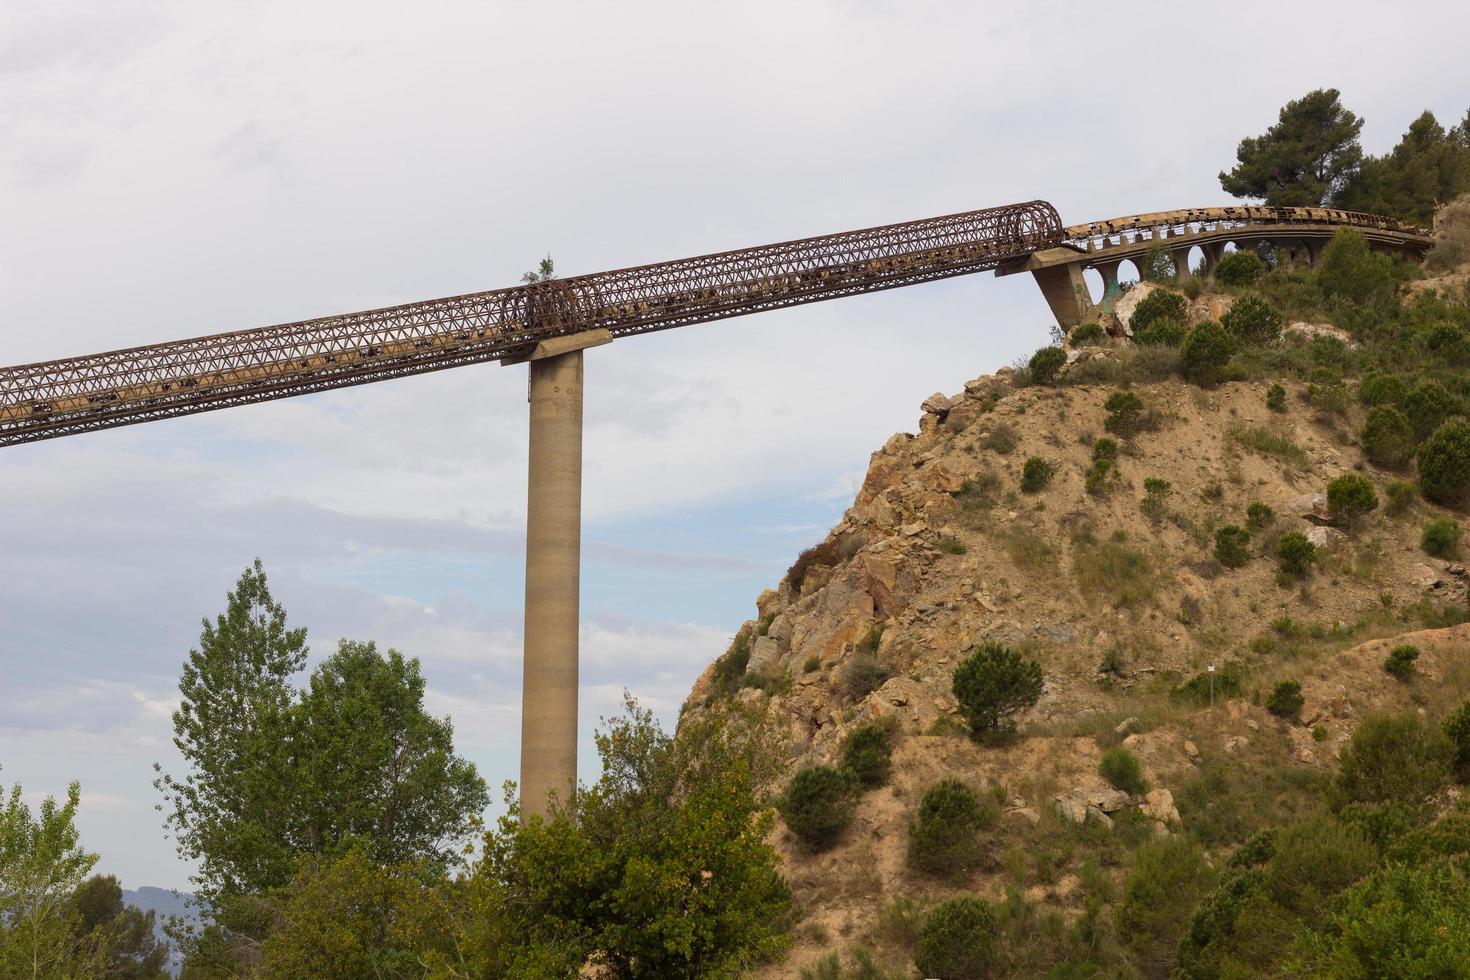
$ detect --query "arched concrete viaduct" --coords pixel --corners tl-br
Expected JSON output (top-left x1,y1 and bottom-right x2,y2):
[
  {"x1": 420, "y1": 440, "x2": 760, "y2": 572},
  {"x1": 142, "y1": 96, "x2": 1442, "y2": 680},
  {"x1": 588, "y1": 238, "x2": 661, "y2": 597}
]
[{"x1": 997, "y1": 205, "x2": 1434, "y2": 328}]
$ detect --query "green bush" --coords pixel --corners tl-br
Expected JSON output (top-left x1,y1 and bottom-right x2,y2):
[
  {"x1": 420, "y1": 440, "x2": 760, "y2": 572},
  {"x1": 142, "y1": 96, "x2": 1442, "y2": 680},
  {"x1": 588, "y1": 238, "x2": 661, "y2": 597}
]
[
  {"x1": 1426, "y1": 323, "x2": 1470, "y2": 367},
  {"x1": 778, "y1": 766, "x2": 856, "y2": 850},
  {"x1": 1214, "y1": 525, "x2": 1252, "y2": 568},
  {"x1": 1100, "y1": 746, "x2": 1148, "y2": 795},
  {"x1": 1213, "y1": 250, "x2": 1265, "y2": 286},
  {"x1": 1028, "y1": 346, "x2": 1067, "y2": 385},
  {"x1": 1276, "y1": 532, "x2": 1316, "y2": 577},
  {"x1": 1404, "y1": 381, "x2": 1460, "y2": 441},
  {"x1": 1181, "y1": 320, "x2": 1236, "y2": 385},
  {"x1": 1266, "y1": 382, "x2": 1287, "y2": 413},
  {"x1": 1118, "y1": 837, "x2": 1215, "y2": 976},
  {"x1": 1129, "y1": 289, "x2": 1188, "y2": 333},
  {"x1": 1267, "y1": 680, "x2": 1305, "y2": 720},
  {"x1": 1359, "y1": 373, "x2": 1408, "y2": 407},
  {"x1": 1386, "y1": 479, "x2": 1418, "y2": 515},
  {"x1": 1360, "y1": 406, "x2": 1415, "y2": 470},
  {"x1": 914, "y1": 898, "x2": 996, "y2": 980},
  {"x1": 1221, "y1": 292, "x2": 1283, "y2": 345},
  {"x1": 1085, "y1": 458, "x2": 1113, "y2": 496},
  {"x1": 1134, "y1": 317, "x2": 1188, "y2": 348},
  {"x1": 1141, "y1": 478, "x2": 1172, "y2": 521},
  {"x1": 1443, "y1": 702, "x2": 1470, "y2": 779},
  {"x1": 1336, "y1": 712, "x2": 1453, "y2": 811},
  {"x1": 1384, "y1": 644, "x2": 1420, "y2": 681},
  {"x1": 1103, "y1": 390, "x2": 1145, "y2": 436},
  {"x1": 1316, "y1": 228, "x2": 1397, "y2": 306},
  {"x1": 908, "y1": 779, "x2": 990, "y2": 876},
  {"x1": 1091, "y1": 437, "x2": 1119, "y2": 462},
  {"x1": 840, "y1": 722, "x2": 893, "y2": 789},
  {"x1": 1069, "y1": 322, "x2": 1107, "y2": 346},
  {"x1": 838, "y1": 654, "x2": 889, "y2": 702},
  {"x1": 1246, "y1": 501, "x2": 1276, "y2": 530},
  {"x1": 1417, "y1": 419, "x2": 1470, "y2": 507},
  {"x1": 1020, "y1": 456, "x2": 1054, "y2": 493},
  {"x1": 1326, "y1": 473, "x2": 1378, "y2": 524},
  {"x1": 1422, "y1": 517, "x2": 1462, "y2": 559},
  {"x1": 1173, "y1": 661, "x2": 1246, "y2": 706},
  {"x1": 952, "y1": 642, "x2": 1044, "y2": 737}
]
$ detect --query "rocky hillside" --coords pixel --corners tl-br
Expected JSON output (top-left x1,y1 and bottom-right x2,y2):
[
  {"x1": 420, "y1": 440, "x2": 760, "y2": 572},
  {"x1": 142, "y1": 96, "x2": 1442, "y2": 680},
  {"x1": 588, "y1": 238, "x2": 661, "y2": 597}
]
[{"x1": 682, "y1": 292, "x2": 1470, "y2": 976}]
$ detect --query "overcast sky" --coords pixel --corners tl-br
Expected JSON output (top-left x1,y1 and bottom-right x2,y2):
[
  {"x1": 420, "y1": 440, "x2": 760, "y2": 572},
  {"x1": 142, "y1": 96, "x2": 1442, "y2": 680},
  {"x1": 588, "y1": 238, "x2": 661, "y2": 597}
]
[{"x1": 3, "y1": 0, "x2": 1468, "y2": 891}]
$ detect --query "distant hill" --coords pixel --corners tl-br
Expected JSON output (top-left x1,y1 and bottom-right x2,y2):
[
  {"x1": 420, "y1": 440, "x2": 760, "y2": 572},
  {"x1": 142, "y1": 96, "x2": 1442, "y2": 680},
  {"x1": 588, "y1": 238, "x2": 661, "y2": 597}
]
[{"x1": 123, "y1": 887, "x2": 201, "y2": 977}]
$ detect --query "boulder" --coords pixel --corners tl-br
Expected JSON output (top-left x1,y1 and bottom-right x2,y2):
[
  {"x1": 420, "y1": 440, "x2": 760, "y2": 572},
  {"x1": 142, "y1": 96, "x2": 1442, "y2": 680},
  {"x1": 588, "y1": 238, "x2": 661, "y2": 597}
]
[
  {"x1": 921, "y1": 392, "x2": 953, "y2": 416},
  {"x1": 1113, "y1": 281, "x2": 1160, "y2": 333},
  {"x1": 1286, "y1": 322, "x2": 1358, "y2": 348},
  {"x1": 1089, "y1": 788, "x2": 1133, "y2": 813},
  {"x1": 1054, "y1": 795, "x2": 1089, "y2": 825},
  {"x1": 1306, "y1": 526, "x2": 1346, "y2": 549},
  {"x1": 746, "y1": 635, "x2": 781, "y2": 675},
  {"x1": 1141, "y1": 788, "x2": 1181, "y2": 826},
  {"x1": 1289, "y1": 494, "x2": 1327, "y2": 516}
]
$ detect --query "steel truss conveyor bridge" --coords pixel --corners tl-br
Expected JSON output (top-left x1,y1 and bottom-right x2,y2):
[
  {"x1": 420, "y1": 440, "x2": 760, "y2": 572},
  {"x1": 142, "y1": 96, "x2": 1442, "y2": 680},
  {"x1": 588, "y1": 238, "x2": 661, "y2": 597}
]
[{"x1": 0, "y1": 199, "x2": 1432, "y2": 817}]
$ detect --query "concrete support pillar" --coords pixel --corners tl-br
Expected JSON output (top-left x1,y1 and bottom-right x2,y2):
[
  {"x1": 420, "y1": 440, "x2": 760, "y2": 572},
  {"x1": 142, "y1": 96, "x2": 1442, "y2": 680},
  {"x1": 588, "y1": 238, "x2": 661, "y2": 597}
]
[
  {"x1": 1305, "y1": 238, "x2": 1324, "y2": 267},
  {"x1": 520, "y1": 348, "x2": 584, "y2": 820},
  {"x1": 1030, "y1": 263, "x2": 1092, "y2": 329},
  {"x1": 1200, "y1": 242, "x2": 1224, "y2": 277},
  {"x1": 1171, "y1": 246, "x2": 1194, "y2": 281},
  {"x1": 1093, "y1": 260, "x2": 1123, "y2": 313}
]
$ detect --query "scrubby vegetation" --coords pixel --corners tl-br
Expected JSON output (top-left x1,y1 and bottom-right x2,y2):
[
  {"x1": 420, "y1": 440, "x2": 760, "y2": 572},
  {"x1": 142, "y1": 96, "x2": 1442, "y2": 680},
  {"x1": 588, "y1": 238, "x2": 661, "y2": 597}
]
[{"x1": 952, "y1": 643, "x2": 1044, "y2": 738}]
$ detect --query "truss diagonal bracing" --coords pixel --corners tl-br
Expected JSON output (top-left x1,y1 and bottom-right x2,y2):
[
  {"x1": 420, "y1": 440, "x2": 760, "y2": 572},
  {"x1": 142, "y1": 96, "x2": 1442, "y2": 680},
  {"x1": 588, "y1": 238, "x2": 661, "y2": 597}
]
[{"x1": 0, "y1": 201, "x2": 1063, "y2": 447}]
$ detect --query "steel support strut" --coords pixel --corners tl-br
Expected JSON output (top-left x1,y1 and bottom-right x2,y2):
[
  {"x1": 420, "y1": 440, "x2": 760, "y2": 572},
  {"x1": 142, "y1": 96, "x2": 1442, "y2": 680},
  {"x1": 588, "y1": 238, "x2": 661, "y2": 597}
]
[{"x1": 519, "y1": 348, "x2": 584, "y2": 819}]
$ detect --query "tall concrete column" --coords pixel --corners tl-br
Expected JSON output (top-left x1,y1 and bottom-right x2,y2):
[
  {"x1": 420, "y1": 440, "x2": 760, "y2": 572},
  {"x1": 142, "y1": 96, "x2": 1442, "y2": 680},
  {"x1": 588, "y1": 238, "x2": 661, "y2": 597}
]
[
  {"x1": 1171, "y1": 246, "x2": 1194, "y2": 281},
  {"x1": 520, "y1": 348, "x2": 585, "y2": 821}
]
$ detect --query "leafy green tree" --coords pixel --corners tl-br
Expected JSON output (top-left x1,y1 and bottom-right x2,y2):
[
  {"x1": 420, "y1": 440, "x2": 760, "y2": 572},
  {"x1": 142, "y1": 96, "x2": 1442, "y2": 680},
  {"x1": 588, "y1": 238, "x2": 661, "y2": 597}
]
[
  {"x1": 1316, "y1": 228, "x2": 1397, "y2": 306},
  {"x1": 907, "y1": 780, "x2": 989, "y2": 876},
  {"x1": 914, "y1": 897, "x2": 996, "y2": 980},
  {"x1": 1219, "y1": 89, "x2": 1364, "y2": 205},
  {"x1": 155, "y1": 560, "x2": 308, "y2": 901},
  {"x1": 1335, "y1": 110, "x2": 1470, "y2": 225},
  {"x1": 1118, "y1": 836, "x2": 1215, "y2": 978},
  {"x1": 1267, "y1": 681, "x2": 1306, "y2": 721},
  {"x1": 1212, "y1": 250, "x2": 1264, "y2": 286},
  {"x1": 1028, "y1": 346, "x2": 1066, "y2": 385},
  {"x1": 1129, "y1": 290, "x2": 1188, "y2": 333},
  {"x1": 1336, "y1": 712, "x2": 1453, "y2": 813},
  {"x1": 1213, "y1": 525, "x2": 1252, "y2": 568},
  {"x1": 1220, "y1": 293, "x2": 1282, "y2": 345},
  {"x1": 1326, "y1": 473, "x2": 1378, "y2": 525},
  {"x1": 1276, "y1": 532, "x2": 1316, "y2": 577},
  {"x1": 1360, "y1": 406, "x2": 1414, "y2": 469},
  {"x1": 477, "y1": 696, "x2": 794, "y2": 978},
  {"x1": 0, "y1": 778, "x2": 106, "y2": 978},
  {"x1": 839, "y1": 722, "x2": 893, "y2": 789},
  {"x1": 1403, "y1": 380, "x2": 1460, "y2": 441},
  {"x1": 521, "y1": 254, "x2": 556, "y2": 283},
  {"x1": 779, "y1": 766, "x2": 856, "y2": 851},
  {"x1": 1181, "y1": 321, "x2": 1235, "y2": 385},
  {"x1": 952, "y1": 642, "x2": 1044, "y2": 737},
  {"x1": 1418, "y1": 418, "x2": 1470, "y2": 507},
  {"x1": 292, "y1": 640, "x2": 488, "y2": 870},
  {"x1": 71, "y1": 875, "x2": 170, "y2": 979}
]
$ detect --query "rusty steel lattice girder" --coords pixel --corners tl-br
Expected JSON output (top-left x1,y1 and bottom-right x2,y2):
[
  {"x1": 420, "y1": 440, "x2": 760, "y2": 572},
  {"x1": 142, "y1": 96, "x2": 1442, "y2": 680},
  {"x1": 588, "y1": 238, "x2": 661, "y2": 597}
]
[{"x1": 0, "y1": 200, "x2": 1062, "y2": 447}]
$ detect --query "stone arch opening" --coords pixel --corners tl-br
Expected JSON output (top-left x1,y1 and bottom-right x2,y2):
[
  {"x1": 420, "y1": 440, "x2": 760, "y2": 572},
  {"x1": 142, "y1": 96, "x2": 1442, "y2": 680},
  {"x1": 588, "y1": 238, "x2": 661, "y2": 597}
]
[{"x1": 1082, "y1": 267, "x2": 1104, "y2": 307}]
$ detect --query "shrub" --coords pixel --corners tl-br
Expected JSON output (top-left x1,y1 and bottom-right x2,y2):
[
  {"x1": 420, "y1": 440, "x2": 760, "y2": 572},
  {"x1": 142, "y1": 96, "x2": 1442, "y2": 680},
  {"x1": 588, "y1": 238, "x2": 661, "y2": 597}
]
[
  {"x1": 1443, "y1": 702, "x2": 1470, "y2": 779},
  {"x1": 1069, "y1": 322, "x2": 1107, "y2": 346},
  {"x1": 981, "y1": 422, "x2": 1019, "y2": 454},
  {"x1": 1326, "y1": 473, "x2": 1378, "y2": 525},
  {"x1": 1317, "y1": 228, "x2": 1397, "y2": 306},
  {"x1": 1214, "y1": 250, "x2": 1265, "y2": 286},
  {"x1": 1266, "y1": 382, "x2": 1287, "y2": 413},
  {"x1": 1427, "y1": 193, "x2": 1470, "y2": 272},
  {"x1": 1426, "y1": 324, "x2": 1470, "y2": 368},
  {"x1": 1384, "y1": 644, "x2": 1420, "y2": 681},
  {"x1": 839, "y1": 654, "x2": 889, "y2": 701},
  {"x1": 1020, "y1": 456, "x2": 1054, "y2": 493},
  {"x1": 1118, "y1": 837, "x2": 1216, "y2": 976},
  {"x1": 1103, "y1": 390, "x2": 1144, "y2": 436},
  {"x1": 788, "y1": 539, "x2": 842, "y2": 592},
  {"x1": 1276, "y1": 532, "x2": 1317, "y2": 577},
  {"x1": 1074, "y1": 536, "x2": 1156, "y2": 606},
  {"x1": 1221, "y1": 292, "x2": 1283, "y2": 345},
  {"x1": 1336, "y1": 712, "x2": 1453, "y2": 810},
  {"x1": 1181, "y1": 320, "x2": 1236, "y2": 385},
  {"x1": 1422, "y1": 517, "x2": 1463, "y2": 558},
  {"x1": 1173, "y1": 661, "x2": 1246, "y2": 705},
  {"x1": 1085, "y1": 459, "x2": 1114, "y2": 496},
  {"x1": 1134, "y1": 317, "x2": 1188, "y2": 348},
  {"x1": 1092, "y1": 437, "x2": 1119, "y2": 462},
  {"x1": 1266, "y1": 680, "x2": 1305, "y2": 721},
  {"x1": 1028, "y1": 346, "x2": 1067, "y2": 385},
  {"x1": 1404, "y1": 381, "x2": 1460, "y2": 442},
  {"x1": 1417, "y1": 419, "x2": 1470, "y2": 508},
  {"x1": 908, "y1": 779, "x2": 990, "y2": 876},
  {"x1": 1360, "y1": 406, "x2": 1415, "y2": 470},
  {"x1": 1386, "y1": 479, "x2": 1418, "y2": 515},
  {"x1": 1100, "y1": 746, "x2": 1148, "y2": 795},
  {"x1": 937, "y1": 536, "x2": 967, "y2": 555},
  {"x1": 1246, "y1": 502, "x2": 1276, "y2": 530},
  {"x1": 952, "y1": 642, "x2": 1044, "y2": 737},
  {"x1": 1141, "y1": 478, "x2": 1172, "y2": 522},
  {"x1": 1129, "y1": 289, "x2": 1188, "y2": 333},
  {"x1": 840, "y1": 722, "x2": 894, "y2": 789},
  {"x1": 778, "y1": 766, "x2": 856, "y2": 850},
  {"x1": 1358, "y1": 372, "x2": 1408, "y2": 407},
  {"x1": 1214, "y1": 525, "x2": 1252, "y2": 568},
  {"x1": 914, "y1": 898, "x2": 996, "y2": 980}
]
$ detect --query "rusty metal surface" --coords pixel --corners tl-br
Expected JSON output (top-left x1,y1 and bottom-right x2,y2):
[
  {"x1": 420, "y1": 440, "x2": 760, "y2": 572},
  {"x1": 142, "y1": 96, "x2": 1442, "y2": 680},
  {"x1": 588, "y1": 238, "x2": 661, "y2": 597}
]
[{"x1": 0, "y1": 200, "x2": 1062, "y2": 447}]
